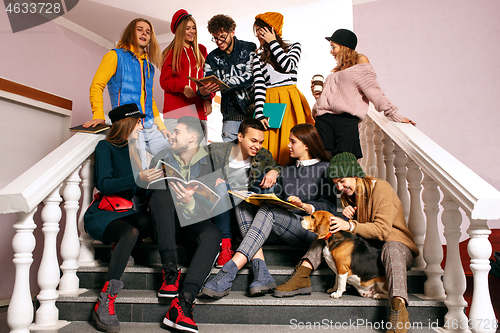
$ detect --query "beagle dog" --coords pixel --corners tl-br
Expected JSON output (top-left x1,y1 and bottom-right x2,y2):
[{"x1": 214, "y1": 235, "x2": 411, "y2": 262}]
[{"x1": 301, "y1": 211, "x2": 388, "y2": 299}]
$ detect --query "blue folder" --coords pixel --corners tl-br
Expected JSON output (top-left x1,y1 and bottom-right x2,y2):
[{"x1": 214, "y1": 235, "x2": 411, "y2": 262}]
[{"x1": 256, "y1": 103, "x2": 287, "y2": 129}]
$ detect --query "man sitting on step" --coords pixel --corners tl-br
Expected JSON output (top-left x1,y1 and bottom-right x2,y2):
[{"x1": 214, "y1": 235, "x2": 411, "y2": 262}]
[{"x1": 145, "y1": 116, "x2": 222, "y2": 333}]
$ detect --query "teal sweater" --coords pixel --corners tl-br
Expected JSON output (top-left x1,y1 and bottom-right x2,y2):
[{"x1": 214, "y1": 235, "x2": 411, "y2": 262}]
[{"x1": 84, "y1": 140, "x2": 141, "y2": 242}]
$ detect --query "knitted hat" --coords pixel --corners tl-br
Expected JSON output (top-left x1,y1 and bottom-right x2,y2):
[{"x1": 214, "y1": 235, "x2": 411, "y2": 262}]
[
  {"x1": 171, "y1": 9, "x2": 192, "y2": 34},
  {"x1": 255, "y1": 12, "x2": 283, "y2": 37},
  {"x1": 327, "y1": 152, "x2": 366, "y2": 180},
  {"x1": 325, "y1": 29, "x2": 357, "y2": 50},
  {"x1": 109, "y1": 103, "x2": 145, "y2": 123}
]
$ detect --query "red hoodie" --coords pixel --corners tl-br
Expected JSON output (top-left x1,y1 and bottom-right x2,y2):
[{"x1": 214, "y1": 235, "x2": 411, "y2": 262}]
[{"x1": 160, "y1": 44, "x2": 212, "y2": 120}]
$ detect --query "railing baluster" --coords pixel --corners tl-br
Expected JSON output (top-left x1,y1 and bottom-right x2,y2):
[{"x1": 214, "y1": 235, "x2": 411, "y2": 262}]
[
  {"x1": 8, "y1": 210, "x2": 37, "y2": 333},
  {"x1": 441, "y1": 191, "x2": 470, "y2": 333},
  {"x1": 31, "y1": 184, "x2": 68, "y2": 329},
  {"x1": 467, "y1": 218, "x2": 495, "y2": 333},
  {"x1": 422, "y1": 172, "x2": 445, "y2": 298},
  {"x1": 359, "y1": 119, "x2": 368, "y2": 170},
  {"x1": 393, "y1": 143, "x2": 410, "y2": 222},
  {"x1": 59, "y1": 166, "x2": 82, "y2": 295},
  {"x1": 364, "y1": 116, "x2": 376, "y2": 176},
  {"x1": 406, "y1": 158, "x2": 426, "y2": 270},
  {"x1": 382, "y1": 131, "x2": 397, "y2": 190},
  {"x1": 77, "y1": 158, "x2": 98, "y2": 267},
  {"x1": 373, "y1": 123, "x2": 385, "y2": 180}
]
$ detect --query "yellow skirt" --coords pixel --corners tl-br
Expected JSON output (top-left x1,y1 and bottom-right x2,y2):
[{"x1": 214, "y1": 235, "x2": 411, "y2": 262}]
[{"x1": 263, "y1": 85, "x2": 314, "y2": 166}]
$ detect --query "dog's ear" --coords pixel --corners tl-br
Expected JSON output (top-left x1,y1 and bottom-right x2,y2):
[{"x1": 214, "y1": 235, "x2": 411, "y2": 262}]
[{"x1": 316, "y1": 214, "x2": 331, "y2": 239}]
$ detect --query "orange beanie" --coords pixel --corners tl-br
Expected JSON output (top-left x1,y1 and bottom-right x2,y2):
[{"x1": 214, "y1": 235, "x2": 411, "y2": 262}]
[{"x1": 255, "y1": 12, "x2": 283, "y2": 37}]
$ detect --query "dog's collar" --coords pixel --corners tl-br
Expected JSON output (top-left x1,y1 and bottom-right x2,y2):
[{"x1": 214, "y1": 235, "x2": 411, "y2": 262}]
[{"x1": 321, "y1": 232, "x2": 332, "y2": 240}]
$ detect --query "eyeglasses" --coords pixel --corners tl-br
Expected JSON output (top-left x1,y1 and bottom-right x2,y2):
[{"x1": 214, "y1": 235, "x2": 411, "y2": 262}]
[{"x1": 211, "y1": 31, "x2": 231, "y2": 44}]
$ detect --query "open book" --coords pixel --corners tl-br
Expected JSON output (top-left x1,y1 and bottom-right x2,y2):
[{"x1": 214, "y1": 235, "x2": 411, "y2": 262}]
[
  {"x1": 149, "y1": 160, "x2": 220, "y2": 212},
  {"x1": 229, "y1": 191, "x2": 304, "y2": 211},
  {"x1": 188, "y1": 75, "x2": 230, "y2": 91}
]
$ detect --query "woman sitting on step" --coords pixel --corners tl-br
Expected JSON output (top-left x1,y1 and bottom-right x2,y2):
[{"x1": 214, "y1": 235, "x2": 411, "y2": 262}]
[
  {"x1": 202, "y1": 123, "x2": 336, "y2": 298},
  {"x1": 84, "y1": 103, "x2": 160, "y2": 333},
  {"x1": 275, "y1": 152, "x2": 419, "y2": 333}
]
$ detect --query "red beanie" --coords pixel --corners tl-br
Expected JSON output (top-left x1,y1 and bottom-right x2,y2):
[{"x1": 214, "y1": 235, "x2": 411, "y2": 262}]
[{"x1": 170, "y1": 9, "x2": 191, "y2": 34}]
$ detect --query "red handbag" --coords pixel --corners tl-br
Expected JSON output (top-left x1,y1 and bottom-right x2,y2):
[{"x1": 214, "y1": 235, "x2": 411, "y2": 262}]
[{"x1": 95, "y1": 193, "x2": 133, "y2": 211}]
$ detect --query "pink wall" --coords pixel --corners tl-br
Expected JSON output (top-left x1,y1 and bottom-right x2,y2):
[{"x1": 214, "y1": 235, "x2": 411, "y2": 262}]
[
  {"x1": 353, "y1": 0, "x2": 500, "y2": 197},
  {"x1": 0, "y1": 10, "x2": 109, "y2": 300}
]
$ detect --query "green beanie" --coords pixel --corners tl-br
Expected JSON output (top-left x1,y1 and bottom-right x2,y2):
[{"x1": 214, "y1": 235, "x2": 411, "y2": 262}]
[{"x1": 327, "y1": 152, "x2": 366, "y2": 180}]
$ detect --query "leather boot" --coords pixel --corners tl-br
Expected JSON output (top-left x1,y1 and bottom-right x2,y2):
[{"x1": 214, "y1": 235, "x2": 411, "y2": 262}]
[
  {"x1": 93, "y1": 279, "x2": 123, "y2": 332},
  {"x1": 274, "y1": 263, "x2": 312, "y2": 297},
  {"x1": 386, "y1": 297, "x2": 410, "y2": 333}
]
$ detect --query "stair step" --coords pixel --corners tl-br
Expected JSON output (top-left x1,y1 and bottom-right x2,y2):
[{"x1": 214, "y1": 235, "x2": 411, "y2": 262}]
[
  {"x1": 93, "y1": 242, "x2": 310, "y2": 266},
  {"x1": 77, "y1": 264, "x2": 426, "y2": 294},
  {"x1": 31, "y1": 321, "x2": 440, "y2": 333},
  {"x1": 56, "y1": 289, "x2": 446, "y2": 326}
]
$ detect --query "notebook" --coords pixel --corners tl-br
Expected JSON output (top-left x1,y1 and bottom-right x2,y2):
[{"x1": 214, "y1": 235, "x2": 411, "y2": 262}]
[{"x1": 256, "y1": 103, "x2": 287, "y2": 129}]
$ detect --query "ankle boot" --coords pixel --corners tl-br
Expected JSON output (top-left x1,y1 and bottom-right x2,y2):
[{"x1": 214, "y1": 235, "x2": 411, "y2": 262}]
[
  {"x1": 249, "y1": 258, "x2": 276, "y2": 296},
  {"x1": 274, "y1": 263, "x2": 312, "y2": 298},
  {"x1": 201, "y1": 260, "x2": 239, "y2": 299},
  {"x1": 93, "y1": 279, "x2": 124, "y2": 332},
  {"x1": 386, "y1": 297, "x2": 410, "y2": 333}
]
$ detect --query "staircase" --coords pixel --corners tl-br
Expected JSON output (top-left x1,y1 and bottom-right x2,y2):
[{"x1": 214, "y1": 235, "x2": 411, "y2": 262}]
[{"x1": 54, "y1": 241, "x2": 446, "y2": 331}]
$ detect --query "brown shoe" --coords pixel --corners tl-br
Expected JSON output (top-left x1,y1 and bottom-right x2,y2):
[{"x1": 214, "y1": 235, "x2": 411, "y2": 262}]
[
  {"x1": 387, "y1": 297, "x2": 410, "y2": 333},
  {"x1": 273, "y1": 264, "x2": 312, "y2": 298}
]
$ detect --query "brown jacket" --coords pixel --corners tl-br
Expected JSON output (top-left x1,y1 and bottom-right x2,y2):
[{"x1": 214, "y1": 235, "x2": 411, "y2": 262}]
[{"x1": 351, "y1": 179, "x2": 419, "y2": 257}]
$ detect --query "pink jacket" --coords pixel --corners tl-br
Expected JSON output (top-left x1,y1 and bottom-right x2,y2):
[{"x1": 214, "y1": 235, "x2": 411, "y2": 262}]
[{"x1": 312, "y1": 63, "x2": 404, "y2": 122}]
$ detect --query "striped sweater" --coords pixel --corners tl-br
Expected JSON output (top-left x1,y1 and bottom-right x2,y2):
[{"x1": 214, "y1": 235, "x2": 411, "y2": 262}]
[
  {"x1": 312, "y1": 63, "x2": 404, "y2": 122},
  {"x1": 252, "y1": 40, "x2": 301, "y2": 119}
]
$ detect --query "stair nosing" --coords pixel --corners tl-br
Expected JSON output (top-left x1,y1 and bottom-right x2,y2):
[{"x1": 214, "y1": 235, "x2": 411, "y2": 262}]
[{"x1": 57, "y1": 289, "x2": 445, "y2": 308}]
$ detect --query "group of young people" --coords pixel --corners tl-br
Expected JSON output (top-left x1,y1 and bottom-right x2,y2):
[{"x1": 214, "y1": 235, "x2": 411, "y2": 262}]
[{"x1": 82, "y1": 8, "x2": 418, "y2": 333}]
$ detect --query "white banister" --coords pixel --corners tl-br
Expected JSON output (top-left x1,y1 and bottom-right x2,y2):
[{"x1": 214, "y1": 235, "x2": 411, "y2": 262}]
[
  {"x1": 359, "y1": 120, "x2": 368, "y2": 170},
  {"x1": 59, "y1": 166, "x2": 83, "y2": 296},
  {"x1": 393, "y1": 143, "x2": 410, "y2": 222},
  {"x1": 467, "y1": 218, "x2": 495, "y2": 333},
  {"x1": 406, "y1": 158, "x2": 426, "y2": 270},
  {"x1": 441, "y1": 192, "x2": 470, "y2": 333},
  {"x1": 382, "y1": 131, "x2": 397, "y2": 190},
  {"x1": 7, "y1": 210, "x2": 37, "y2": 333},
  {"x1": 421, "y1": 172, "x2": 445, "y2": 299},
  {"x1": 373, "y1": 123, "x2": 385, "y2": 180},
  {"x1": 364, "y1": 116, "x2": 376, "y2": 176},
  {"x1": 31, "y1": 185, "x2": 68, "y2": 330},
  {"x1": 1, "y1": 132, "x2": 105, "y2": 332},
  {"x1": 77, "y1": 158, "x2": 99, "y2": 267},
  {"x1": 366, "y1": 104, "x2": 500, "y2": 331}
]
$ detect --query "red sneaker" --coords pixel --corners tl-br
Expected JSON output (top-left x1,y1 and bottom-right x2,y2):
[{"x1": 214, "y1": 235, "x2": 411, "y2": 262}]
[
  {"x1": 216, "y1": 238, "x2": 234, "y2": 268},
  {"x1": 163, "y1": 293, "x2": 198, "y2": 333},
  {"x1": 158, "y1": 268, "x2": 180, "y2": 298}
]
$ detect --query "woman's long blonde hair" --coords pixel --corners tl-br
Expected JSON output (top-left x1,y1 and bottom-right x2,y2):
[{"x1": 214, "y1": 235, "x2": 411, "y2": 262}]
[
  {"x1": 332, "y1": 45, "x2": 362, "y2": 72},
  {"x1": 161, "y1": 16, "x2": 204, "y2": 74},
  {"x1": 116, "y1": 18, "x2": 162, "y2": 68},
  {"x1": 340, "y1": 175, "x2": 376, "y2": 223}
]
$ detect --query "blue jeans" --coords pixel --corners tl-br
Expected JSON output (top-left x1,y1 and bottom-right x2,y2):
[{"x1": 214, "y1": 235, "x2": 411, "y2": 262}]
[
  {"x1": 221, "y1": 121, "x2": 241, "y2": 143},
  {"x1": 138, "y1": 127, "x2": 170, "y2": 169}
]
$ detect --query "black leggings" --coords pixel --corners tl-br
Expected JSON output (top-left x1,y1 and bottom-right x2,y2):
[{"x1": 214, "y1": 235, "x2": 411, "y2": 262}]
[{"x1": 102, "y1": 212, "x2": 152, "y2": 281}]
